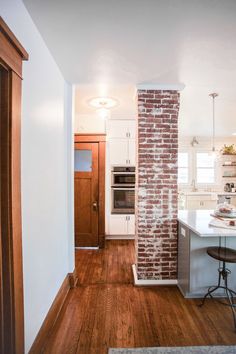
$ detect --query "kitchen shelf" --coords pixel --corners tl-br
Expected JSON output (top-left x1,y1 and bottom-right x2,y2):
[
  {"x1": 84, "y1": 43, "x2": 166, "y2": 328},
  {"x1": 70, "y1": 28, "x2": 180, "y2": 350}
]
[
  {"x1": 222, "y1": 153, "x2": 236, "y2": 156},
  {"x1": 222, "y1": 176, "x2": 236, "y2": 178}
]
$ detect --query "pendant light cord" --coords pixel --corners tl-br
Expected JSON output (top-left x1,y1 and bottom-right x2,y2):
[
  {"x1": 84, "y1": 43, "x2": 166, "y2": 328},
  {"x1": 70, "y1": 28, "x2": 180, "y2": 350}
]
[
  {"x1": 209, "y1": 93, "x2": 218, "y2": 152},
  {"x1": 212, "y1": 95, "x2": 215, "y2": 152}
]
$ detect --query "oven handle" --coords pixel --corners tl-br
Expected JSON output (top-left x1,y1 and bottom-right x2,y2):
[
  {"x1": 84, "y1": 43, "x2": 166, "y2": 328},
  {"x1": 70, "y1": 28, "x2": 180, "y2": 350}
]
[
  {"x1": 111, "y1": 185, "x2": 135, "y2": 188},
  {"x1": 112, "y1": 172, "x2": 135, "y2": 175},
  {"x1": 111, "y1": 186, "x2": 135, "y2": 190}
]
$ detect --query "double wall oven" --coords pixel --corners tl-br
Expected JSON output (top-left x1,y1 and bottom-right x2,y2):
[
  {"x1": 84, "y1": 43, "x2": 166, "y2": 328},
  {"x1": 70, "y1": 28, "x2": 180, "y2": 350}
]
[{"x1": 111, "y1": 166, "x2": 135, "y2": 214}]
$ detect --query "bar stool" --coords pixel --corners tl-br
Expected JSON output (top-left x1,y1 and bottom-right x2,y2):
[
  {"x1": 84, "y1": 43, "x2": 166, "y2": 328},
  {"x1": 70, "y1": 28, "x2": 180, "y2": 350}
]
[{"x1": 200, "y1": 246, "x2": 236, "y2": 329}]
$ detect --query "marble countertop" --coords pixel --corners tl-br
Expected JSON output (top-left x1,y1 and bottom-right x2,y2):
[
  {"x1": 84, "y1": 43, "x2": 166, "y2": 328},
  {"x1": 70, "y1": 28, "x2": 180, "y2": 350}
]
[
  {"x1": 179, "y1": 191, "x2": 236, "y2": 197},
  {"x1": 178, "y1": 210, "x2": 236, "y2": 237}
]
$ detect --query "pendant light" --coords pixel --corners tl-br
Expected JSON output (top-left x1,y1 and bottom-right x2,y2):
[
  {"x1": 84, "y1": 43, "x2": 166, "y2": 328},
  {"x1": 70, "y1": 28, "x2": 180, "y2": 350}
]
[{"x1": 209, "y1": 92, "x2": 219, "y2": 158}]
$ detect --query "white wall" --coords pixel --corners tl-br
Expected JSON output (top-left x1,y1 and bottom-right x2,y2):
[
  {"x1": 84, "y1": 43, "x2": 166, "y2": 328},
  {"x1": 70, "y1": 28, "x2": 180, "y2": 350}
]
[{"x1": 0, "y1": 0, "x2": 74, "y2": 352}]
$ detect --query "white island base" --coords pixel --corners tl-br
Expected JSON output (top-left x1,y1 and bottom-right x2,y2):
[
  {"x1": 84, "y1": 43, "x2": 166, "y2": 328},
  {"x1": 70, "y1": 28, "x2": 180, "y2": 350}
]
[{"x1": 178, "y1": 210, "x2": 236, "y2": 298}]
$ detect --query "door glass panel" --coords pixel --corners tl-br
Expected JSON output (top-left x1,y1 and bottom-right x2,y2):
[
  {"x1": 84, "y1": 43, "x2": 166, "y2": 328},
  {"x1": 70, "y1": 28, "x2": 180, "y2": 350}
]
[{"x1": 74, "y1": 150, "x2": 92, "y2": 172}]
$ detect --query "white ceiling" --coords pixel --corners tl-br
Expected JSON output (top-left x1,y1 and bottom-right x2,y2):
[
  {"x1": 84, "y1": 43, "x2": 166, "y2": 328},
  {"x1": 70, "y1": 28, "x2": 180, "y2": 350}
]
[{"x1": 23, "y1": 0, "x2": 236, "y2": 137}]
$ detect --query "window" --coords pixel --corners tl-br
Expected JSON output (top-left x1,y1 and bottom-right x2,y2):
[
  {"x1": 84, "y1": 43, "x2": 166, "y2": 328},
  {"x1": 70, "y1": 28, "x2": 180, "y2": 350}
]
[
  {"x1": 74, "y1": 149, "x2": 92, "y2": 172},
  {"x1": 178, "y1": 152, "x2": 189, "y2": 184},
  {"x1": 196, "y1": 152, "x2": 215, "y2": 184}
]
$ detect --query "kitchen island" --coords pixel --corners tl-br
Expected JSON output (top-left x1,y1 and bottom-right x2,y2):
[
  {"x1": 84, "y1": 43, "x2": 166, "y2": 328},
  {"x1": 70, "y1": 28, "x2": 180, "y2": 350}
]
[{"x1": 178, "y1": 210, "x2": 236, "y2": 298}]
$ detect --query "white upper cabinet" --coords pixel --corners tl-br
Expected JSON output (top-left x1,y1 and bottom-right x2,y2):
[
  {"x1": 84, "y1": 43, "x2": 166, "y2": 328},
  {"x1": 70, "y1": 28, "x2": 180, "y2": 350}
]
[
  {"x1": 128, "y1": 120, "x2": 136, "y2": 139},
  {"x1": 107, "y1": 120, "x2": 129, "y2": 139},
  {"x1": 128, "y1": 139, "x2": 136, "y2": 166},
  {"x1": 109, "y1": 139, "x2": 129, "y2": 165},
  {"x1": 107, "y1": 119, "x2": 136, "y2": 139},
  {"x1": 107, "y1": 119, "x2": 136, "y2": 166}
]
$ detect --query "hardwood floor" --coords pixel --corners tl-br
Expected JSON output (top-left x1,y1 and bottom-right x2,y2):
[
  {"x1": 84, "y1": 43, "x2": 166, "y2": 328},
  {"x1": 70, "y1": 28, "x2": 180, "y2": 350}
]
[{"x1": 42, "y1": 240, "x2": 236, "y2": 354}]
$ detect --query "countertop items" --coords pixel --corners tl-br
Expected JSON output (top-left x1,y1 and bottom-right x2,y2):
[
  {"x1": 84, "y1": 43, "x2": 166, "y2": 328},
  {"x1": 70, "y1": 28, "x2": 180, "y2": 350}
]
[
  {"x1": 178, "y1": 210, "x2": 236, "y2": 237},
  {"x1": 218, "y1": 192, "x2": 236, "y2": 196}
]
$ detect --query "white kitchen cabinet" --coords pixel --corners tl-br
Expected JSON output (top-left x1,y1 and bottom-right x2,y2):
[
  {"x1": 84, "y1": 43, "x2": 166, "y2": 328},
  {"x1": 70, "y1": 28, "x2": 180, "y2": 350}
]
[
  {"x1": 128, "y1": 139, "x2": 136, "y2": 166},
  {"x1": 185, "y1": 195, "x2": 217, "y2": 210},
  {"x1": 109, "y1": 214, "x2": 135, "y2": 235},
  {"x1": 128, "y1": 120, "x2": 136, "y2": 139},
  {"x1": 109, "y1": 139, "x2": 135, "y2": 166},
  {"x1": 127, "y1": 215, "x2": 135, "y2": 235},
  {"x1": 107, "y1": 120, "x2": 136, "y2": 166},
  {"x1": 109, "y1": 215, "x2": 128, "y2": 235},
  {"x1": 109, "y1": 139, "x2": 129, "y2": 165},
  {"x1": 107, "y1": 119, "x2": 136, "y2": 139}
]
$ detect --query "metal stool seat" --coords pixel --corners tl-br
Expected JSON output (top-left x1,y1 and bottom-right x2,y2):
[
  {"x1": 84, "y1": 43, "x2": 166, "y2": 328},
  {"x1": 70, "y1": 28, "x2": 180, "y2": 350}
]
[{"x1": 200, "y1": 246, "x2": 236, "y2": 330}]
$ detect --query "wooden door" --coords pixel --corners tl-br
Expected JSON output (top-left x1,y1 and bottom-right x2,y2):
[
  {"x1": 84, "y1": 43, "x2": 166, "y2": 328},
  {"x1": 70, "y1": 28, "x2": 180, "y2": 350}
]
[{"x1": 74, "y1": 142, "x2": 99, "y2": 247}]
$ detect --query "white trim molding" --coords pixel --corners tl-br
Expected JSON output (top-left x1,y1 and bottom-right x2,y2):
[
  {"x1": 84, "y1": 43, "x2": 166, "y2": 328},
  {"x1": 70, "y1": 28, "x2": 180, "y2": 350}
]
[
  {"x1": 132, "y1": 264, "x2": 178, "y2": 286},
  {"x1": 106, "y1": 235, "x2": 135, "y2": 240},
  {"x1": 136, "y1": 83, "x2": 185, "y2": 91}
]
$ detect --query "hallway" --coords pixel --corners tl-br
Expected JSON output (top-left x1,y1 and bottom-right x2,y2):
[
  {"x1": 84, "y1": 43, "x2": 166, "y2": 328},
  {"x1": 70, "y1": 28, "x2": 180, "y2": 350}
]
[{"x1": 41, "y1": 240, "x2": 236, "y2": 354}]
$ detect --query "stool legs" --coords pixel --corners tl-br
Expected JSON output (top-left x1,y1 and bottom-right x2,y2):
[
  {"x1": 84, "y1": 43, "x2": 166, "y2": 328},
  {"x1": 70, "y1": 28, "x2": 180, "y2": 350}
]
[{"x1": 200, "y1": 261, "x2": 236, "y2": 330}]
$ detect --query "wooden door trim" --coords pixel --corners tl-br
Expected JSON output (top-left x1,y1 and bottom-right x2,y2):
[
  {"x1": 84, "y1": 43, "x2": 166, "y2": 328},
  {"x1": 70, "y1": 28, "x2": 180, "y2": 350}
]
[
  {"x1": 74, "y1": 134, "x2": 106, "y2": 143},
  {"x1": 0, "y1": 17, "x2": 28, "y2": 79},
  {"x1": 0, "y1": 18, "x2": 28, "y2": 354},
  {"x1": 74, "y1": 134, "x2": 106, "y2": 248},
  {"x1": 0, "y1": 17, "x2": 28, "y2": 60}
]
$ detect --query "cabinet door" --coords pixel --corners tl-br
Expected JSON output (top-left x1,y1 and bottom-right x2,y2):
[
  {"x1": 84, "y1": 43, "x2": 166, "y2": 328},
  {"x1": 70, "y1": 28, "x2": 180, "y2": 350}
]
[
  {"x1": 107, "y1": 120, "x2": 129, "y2": 139},
  {"x1": 109, "y1": 139, "x2": 128, "y2": 165},
  {"x1": 127, "y1": 215, "x2": 135, "y2": 235},
  {"x1": 109, "y1": 215, "x2": 128, "y2": 235},
  {"x1": 186, "y1": 200, "x2": 201, "y2": 210},
  {"x1": 178, "y1": 223, "x2": 190, "y2": 296},
  {"x1": 128, "y1": 139, "x2": 136, "y2": 165},
  {"x1": 128, "y1": 120, "x2": 136, "y2": 139},
  {"x1": 202, "y1": 200, "x2": 217, "y2": 209}
]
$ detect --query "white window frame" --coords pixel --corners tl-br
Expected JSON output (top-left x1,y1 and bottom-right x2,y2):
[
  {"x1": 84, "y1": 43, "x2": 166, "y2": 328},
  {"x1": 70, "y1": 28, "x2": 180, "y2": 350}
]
[
  {"x1": 194, "y1": 148, "x2": 220, "y2": 187},
  {"x1": 178, "y1": 147, "x2": 221, "y2": 189},
  {"x1": 178, "y1": 150, "x2": 193, "y2": 188}
]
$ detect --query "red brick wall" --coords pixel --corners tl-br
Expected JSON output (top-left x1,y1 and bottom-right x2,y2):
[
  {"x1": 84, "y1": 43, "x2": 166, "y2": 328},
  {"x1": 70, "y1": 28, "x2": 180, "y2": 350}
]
[{"x1": 136, "y1": 89, "x2": 180, "y2": 280}]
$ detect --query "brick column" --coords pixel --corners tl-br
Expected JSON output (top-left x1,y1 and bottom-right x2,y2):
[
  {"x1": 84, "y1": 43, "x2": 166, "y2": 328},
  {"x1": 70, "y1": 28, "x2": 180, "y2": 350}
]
[{"x1": 136, "y1": 89, "x2": 180, "y2": 280}]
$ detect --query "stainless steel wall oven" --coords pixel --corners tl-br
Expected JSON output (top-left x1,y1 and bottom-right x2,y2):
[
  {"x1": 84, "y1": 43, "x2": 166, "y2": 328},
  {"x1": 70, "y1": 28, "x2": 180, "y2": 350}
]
[{"x1": 111, "y1": 167, "x2": 135, "y2": 214}]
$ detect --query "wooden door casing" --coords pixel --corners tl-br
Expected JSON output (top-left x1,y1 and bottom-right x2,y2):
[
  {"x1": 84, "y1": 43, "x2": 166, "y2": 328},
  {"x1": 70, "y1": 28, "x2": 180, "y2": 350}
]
[
  {"x1": 0, "y1": 17, "x2": 28, "y2": 354},
  {"x1": 74, "y1": 142, "x2": 99, "y2": 247}
]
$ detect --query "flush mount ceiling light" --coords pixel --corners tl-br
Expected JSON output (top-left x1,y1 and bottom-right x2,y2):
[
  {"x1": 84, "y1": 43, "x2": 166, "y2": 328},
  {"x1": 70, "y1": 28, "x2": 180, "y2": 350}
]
[
  {"x1": 88, "y1": 97, "x2": 118, "y2": 120},
  {"x1": 88, "y1": 97, "x2": 118, "y2": 109},
  {"x1": 209, "y1": 92, "x2": 219, "y2": 159}
]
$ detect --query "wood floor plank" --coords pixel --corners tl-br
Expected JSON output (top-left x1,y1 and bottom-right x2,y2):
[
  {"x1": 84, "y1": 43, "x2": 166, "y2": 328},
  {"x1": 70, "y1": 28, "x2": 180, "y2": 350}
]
[{"x1": 43, "y1": 240, "x2": 236, "y2": 354}]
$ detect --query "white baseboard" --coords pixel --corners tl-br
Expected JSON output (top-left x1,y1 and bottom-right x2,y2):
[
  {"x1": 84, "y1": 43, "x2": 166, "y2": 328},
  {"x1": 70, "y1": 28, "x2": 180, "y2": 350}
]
[
  {"x1": 132, "y1": 264, "x2": 178, "y2": 286},
  {"x1": 106, "y1": 235, "x2": 135, "y2": 240}
]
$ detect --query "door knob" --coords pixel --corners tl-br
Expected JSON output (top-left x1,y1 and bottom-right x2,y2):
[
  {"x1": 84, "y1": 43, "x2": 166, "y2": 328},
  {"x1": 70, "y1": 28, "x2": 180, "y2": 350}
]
[{"x1": 93, "y1": 201, "x2": 98, "y2": 211}]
